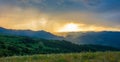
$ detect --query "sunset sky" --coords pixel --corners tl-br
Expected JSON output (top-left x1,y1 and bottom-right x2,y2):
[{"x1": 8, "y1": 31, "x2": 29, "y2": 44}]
[{"x1": 0, "y1": 0, "x2": 120, "y2": 32}]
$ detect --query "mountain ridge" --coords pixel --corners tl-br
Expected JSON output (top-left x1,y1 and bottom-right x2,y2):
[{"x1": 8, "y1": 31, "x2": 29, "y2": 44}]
[
  {"x1": 0, "y1": 27, "x2": 120, "y2": 48},
  {"x1": 62, "y1": 31, "x2": 120, "y2": 48},
  {"x1": 0, "y1": 34, "x2": 119, "y2": 57},
  {"x1": 0, "y1": 27, "x2": 63, "y2": 40}
]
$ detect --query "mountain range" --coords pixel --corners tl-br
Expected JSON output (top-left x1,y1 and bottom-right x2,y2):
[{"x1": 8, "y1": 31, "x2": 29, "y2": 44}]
[
  {"x1": 0, "y1": 27, "x2": 120, "y2": 48},
  {"x1": 0, "y1": 34, "x2": 119, "y2": 57},
  {"x1": 63, "y1": 31, "x2": 120, "y2": 48},
  {"x1": 0, "y1": 27, "x2": 62, "y2": 40}
]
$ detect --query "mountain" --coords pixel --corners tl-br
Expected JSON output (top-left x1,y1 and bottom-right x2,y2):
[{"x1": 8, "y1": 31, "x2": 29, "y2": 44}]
[
  {"x1": 0, "y1": 27, "x2": 62, "y2": 40},
  {"x1": 0, "y1": 27, "x2": 120, "y2": 48},
  {"x1": 63, "y1": 31, "x2": 120, "y2": 48},
  {"x1": 0, "y1": 35, "x2": 119, "y2": 57}
]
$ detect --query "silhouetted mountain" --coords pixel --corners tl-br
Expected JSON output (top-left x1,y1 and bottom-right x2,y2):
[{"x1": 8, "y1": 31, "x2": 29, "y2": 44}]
[
  {"x1": 0, "y1": 27, "x2": 62, "y2": 40},
  {"x1": 64, "y1": 31, "x2": 120, "y2": 48}
]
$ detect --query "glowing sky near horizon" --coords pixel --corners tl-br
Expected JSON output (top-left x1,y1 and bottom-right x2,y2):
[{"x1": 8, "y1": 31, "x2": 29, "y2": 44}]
[{"x1": 0, "y1": 0, "x2": 120, "y2": 32}]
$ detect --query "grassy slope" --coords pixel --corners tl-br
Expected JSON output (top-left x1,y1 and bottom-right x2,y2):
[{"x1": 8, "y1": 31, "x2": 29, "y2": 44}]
[{"x1": 0, "y1": 52, "x2": 120, "y2": 62}]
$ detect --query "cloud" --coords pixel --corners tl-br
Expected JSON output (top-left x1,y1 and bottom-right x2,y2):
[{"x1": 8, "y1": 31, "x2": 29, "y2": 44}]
[
  {"x1": 82, "y1": 0, "x2": 103, "y2": 6},
  {"x1": 0, "y1": 0, "x2": 120, "y2": 32}
]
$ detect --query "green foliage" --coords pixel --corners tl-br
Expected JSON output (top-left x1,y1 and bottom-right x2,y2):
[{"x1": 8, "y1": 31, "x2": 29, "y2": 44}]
[
  {"x1": 0, "y1": 35, "x2": 119, "y2": 57},
  {"x1": 0, "y1": 52, "x2": 120, "y2": 62}
]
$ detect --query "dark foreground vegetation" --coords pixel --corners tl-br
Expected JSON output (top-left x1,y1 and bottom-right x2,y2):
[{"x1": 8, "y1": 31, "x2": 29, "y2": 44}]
[
  {"x1": 0, "y1": 35, "x2": 119, "y2": 57},
  {"x1": 0, "y1": 52, "x2": 120, "y2": 62}
]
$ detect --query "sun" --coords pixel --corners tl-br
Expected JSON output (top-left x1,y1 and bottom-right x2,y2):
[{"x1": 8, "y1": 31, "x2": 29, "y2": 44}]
[{"x1": 58, "y1": 23, "x2": 82, "y2": 32}]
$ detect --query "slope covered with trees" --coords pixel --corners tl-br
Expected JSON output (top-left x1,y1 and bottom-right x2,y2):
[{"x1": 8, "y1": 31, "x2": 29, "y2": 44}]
[{"x1": 0, "y1": 35, "x2": 119, "y2": 57}]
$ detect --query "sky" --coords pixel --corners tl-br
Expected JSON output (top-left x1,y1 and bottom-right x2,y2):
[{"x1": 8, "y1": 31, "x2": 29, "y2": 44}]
[{"x1": 0, "y1": 0, "x2": 120, "y2": 32}]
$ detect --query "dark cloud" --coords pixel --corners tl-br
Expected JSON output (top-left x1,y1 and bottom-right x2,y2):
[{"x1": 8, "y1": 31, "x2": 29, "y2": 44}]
[
  {"x1": 0, "y1": 0, "x2": 118, "y2": 12},
  {"x1": 83, "y1": 0, "x2": 103, "y2": 6}
]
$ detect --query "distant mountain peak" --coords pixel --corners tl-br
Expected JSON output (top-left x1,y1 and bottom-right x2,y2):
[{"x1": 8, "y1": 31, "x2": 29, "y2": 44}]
[
  {"x1": 0, "y1": 27, "x2": 6, "y2": 30},
  {"x1": 0, "y1": 27, "x2": 63, "y2": 40}
]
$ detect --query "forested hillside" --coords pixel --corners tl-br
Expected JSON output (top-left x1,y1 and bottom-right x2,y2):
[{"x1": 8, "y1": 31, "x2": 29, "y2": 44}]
[{"x1": 0, "y1": 35, "x2": 119, "y2": 57}]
